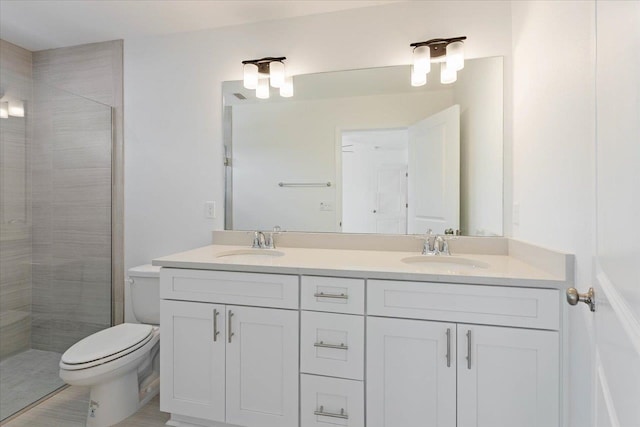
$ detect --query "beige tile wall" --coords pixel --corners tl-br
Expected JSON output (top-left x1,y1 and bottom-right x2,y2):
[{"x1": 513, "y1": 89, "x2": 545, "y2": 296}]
[{"x1": 0, "y1": 40, "x2": 33, "y2": 359}]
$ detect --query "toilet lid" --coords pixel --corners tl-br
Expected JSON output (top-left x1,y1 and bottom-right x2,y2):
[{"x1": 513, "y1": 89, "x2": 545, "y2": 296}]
[{"x1": 62, "y1": 323, "x2": 154, "y2": 365}]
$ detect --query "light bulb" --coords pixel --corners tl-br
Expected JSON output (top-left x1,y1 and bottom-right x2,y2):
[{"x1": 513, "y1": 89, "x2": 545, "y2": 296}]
[
  {"x1": 411, "y1": 65, "x2": 427, "y2": 87},
  {"x1": 280, "y1": 76, "x2": 294, "y2": 98},
  {"x1": 8, "y1": 100, "x2": 24, "y2": 117},
  {"x1": 446, "y1": 41, "x2": 464, "y2": 71},
  {"x1": 440, "y1": 62, "x2": 457, "y2": 84},
  {"x1": 243, "y1": 63, "x2": 259, "y2": 90},
  {"x1": 413, "y1": 45, "x2": 431, "y2": 75},
  {"x1": 256, "y1": 78, "x2": 270, "y2": 99},
  {"x1": 0, "y1": 102, "x2": 8, "y2": 119},
  {"x1": 269, "y1": 61, "x2": 285, "y2": 88}
]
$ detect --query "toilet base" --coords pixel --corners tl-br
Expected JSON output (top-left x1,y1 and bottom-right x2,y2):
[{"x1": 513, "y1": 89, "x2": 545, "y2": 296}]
[{"x1": 85, "y1": 368, "x2": 142, "y2": 427}]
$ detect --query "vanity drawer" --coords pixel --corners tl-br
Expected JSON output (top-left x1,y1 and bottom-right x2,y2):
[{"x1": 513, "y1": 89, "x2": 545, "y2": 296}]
[
  {"x1": 301, "y1": 276, "x2": 364, "y2": 314},
  {"x1": 160, "y1": 268, "x2": 298, "y2": 309},
  {"x1": 368, "y1": 280, "x2": 560, "y2": 330},
  {"x1": 301, "y1": 311, "x2": 364, "y2": 380},
  {"x1": 301, "y1": 375, "x2": 364, "y2": 427}
]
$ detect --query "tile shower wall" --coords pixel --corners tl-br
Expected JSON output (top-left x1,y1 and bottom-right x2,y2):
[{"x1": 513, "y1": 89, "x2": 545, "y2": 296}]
[
  {"x1": 0, "y1": 40, "x2": 33, "y2": 359},
  {"x1": 30, "y1": 41, "x2": 122, "y2": 353}
]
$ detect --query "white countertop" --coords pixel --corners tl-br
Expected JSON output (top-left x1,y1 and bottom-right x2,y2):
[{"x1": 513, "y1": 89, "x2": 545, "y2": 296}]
[{"x1": 152, "y1": 243, "x2": 571, "y2": 289}]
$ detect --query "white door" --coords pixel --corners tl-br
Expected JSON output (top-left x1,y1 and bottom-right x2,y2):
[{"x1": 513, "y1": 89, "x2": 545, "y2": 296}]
[
  {"x1": 407, "y1": 105, "x2": 460, "y2": 234},
  {"x1": 225, "y1": 306, "x2": 299, "y2": 427},
  {"x1": 456, "y1": 324, "x2": 559, "y2": 427},
  {"x1": 372, "y1": 165, "x2": 407, "y2": 234},
  {"x1": 160, "y1": 300, "x2": 226, "y2": 422},
  {"x1": 366, "y1": 317, "x2": 456, "y2": 427},
  {"x1": 589, "y1": 2, "x2": 640, "y2": 426}
]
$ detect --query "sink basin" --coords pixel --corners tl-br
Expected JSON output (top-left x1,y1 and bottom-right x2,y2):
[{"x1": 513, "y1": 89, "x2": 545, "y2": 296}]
[
  {"x1": 215, "y1": 249, "x2": 285, "y2": 259},
  {"x1": 401, "y1": 256, "x2": 489, "y2": 270}
]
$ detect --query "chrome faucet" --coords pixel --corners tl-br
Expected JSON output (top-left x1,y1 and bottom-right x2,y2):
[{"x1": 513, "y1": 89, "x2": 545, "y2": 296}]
[
  {"x1": 422, "y1": 229, "x2": 451, "y2": 256},
  {"x1": 251, "y1": 229, "x2": 276, "y2": 249}
]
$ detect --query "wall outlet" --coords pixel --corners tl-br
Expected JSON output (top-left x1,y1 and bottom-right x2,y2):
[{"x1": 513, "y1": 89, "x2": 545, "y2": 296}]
[
  {"x1": 205, "y1": 201, "x2": 216, "y2": 219},
  {"x1": 320, "y1": 202, "x2": 334, "y2": 212},
  {"x1": 512, "y1": 202, "x2": 520, "y2": 225}
]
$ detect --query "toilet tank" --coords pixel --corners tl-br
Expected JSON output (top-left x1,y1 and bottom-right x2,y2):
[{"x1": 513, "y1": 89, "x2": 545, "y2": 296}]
[{"x1": 128, "y1": 264, "x2": 161, "y2": 325}]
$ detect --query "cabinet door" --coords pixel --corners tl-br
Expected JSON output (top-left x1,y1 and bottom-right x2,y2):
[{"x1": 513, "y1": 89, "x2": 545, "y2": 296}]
[
  {"x1": 367, "y1": 317, "x2": 456, "y2": 427},
  {"x1": 160, "y1": 300, "x2": 225, "y2": 422},
  {"x1": 225, "y1": 306, "x2": 299, "y2": 427},
  {"x1": 457, "y1": 324, "x2": 560, "y2": 427}
]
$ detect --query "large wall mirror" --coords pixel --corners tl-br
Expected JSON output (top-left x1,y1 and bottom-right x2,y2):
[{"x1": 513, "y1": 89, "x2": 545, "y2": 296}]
[{"x1": 223, "y1": 57, "x2": 503, "y2": 236}]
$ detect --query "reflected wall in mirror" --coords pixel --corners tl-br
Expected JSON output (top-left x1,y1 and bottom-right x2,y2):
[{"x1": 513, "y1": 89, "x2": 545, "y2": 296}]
[{"x1": 223, "y1": 57, "x2": 503, "y2": 236}]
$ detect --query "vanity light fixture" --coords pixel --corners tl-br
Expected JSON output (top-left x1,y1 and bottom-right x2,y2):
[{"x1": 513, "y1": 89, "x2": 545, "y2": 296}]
[
  {"x1": 410, "y1": 36, "x2": 467, "y2": 85},
  {"x1": 8, "y1": 99, "x2": 25, "y2": 117},
  {"x1": 0, "y1": 101, "x2": 8, "y2": 119},
  {"x1": 242, "y1": 56, "x2": 293, "y2": 99}
]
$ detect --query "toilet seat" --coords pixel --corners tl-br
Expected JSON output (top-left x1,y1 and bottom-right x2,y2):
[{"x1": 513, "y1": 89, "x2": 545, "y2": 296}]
[{"x1": 61, "y1": 324, "x2": 155, "y2": 371}]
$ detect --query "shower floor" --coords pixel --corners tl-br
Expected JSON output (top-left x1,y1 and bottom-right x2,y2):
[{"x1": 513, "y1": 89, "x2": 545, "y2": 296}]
[{"x1": 0, "y1": 349, "x2": 65, "y2": 421}]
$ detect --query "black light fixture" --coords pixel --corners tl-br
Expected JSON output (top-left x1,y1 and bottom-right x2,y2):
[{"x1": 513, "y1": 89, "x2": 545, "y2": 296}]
[
  {"x1": 242, "y1": 57, "x2": 293, "y2": 99},
  {"x1": 410, "y1": 36, "x2": 467, "y2": 86}
]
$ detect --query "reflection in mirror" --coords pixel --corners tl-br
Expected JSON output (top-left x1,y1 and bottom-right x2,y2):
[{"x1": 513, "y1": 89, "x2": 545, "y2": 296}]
[{"x1": 223, "y1": 57, "x2": 503, "y2": 236}]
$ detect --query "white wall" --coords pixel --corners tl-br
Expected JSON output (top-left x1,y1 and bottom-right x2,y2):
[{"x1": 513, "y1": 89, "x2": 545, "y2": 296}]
[
  {"x1": 511, "y1": 2, "x2": 596, "y2": 427},
  {"x1": 232, "y1": 90, "x2": 452, "y2": 232},
  {"x1": 123, "y1": 0, "x2": 513, "y2": 273},
  {"x1": 454, "y1": 56, "x2": 504, "y2": 236}
]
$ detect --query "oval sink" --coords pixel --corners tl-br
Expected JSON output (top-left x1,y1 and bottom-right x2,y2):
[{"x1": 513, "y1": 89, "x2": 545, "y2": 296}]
[
  {"x1": 216, "y1": 249, "x2": 285, "y2": 259},
  {"x1": 401, "y1": 256, "x2": 489, "y2": 269}
]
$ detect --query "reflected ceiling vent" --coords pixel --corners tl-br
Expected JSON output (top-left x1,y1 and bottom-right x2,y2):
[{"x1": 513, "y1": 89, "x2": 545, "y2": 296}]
[{"x1": 233, "y1": 93, "x2": 247, "y2": 100}]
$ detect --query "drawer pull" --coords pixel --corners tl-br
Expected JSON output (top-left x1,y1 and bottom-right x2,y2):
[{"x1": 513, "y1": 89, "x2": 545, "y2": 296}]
[
  {"x1": 314, "y1": 341, "x2": 349, "y2": 350},
  {"x1": 314, "y1": 292, "x2": 348, "y2": 300},
  {"x1": 314, "y1": 406, "x2": 348, "y2": 419}
]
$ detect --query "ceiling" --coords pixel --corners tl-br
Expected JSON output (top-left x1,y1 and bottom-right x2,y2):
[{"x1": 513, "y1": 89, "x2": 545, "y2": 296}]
[{"x1": 0, "y1": 0, "x2": 397, "y2": 52}]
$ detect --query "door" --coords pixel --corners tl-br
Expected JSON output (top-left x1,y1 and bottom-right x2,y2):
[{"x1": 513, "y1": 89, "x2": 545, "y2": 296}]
[
  {"x1": 407, "y1": 105, "x2": 460, "y2": 234},
  {"x1": 590, "y1": 2, "x2": 640, "y2": 426},
  {"x1": 371, "y1": 165, "x2": 407, "y2": 234},
  {"x1": 160, "y1": 300, "x2": 226, "y2": 422},
  {"x1": 456, "y1": 324, "x2": 559, "y2": 427},
  {"x1": 225, "y1": 305, "x2": 299, "y2": 427},
  {"x1": 366, "y1": 317, "x2": 456, "y2": 427}
]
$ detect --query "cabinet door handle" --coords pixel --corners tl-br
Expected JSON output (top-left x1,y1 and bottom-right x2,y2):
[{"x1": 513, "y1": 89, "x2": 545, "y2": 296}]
[
  {"x1": 213, "y1": 309, "x2": 220, "y2": 342},
  {"x1": 314, "y1": 292, "x2": 348, "y2": 299},
  {"x1": 466, "y1": 330, "x2": 472, "y2": 369},
  {"x1": 314, "y1": 406, "x2": 348, "y2": 419},
  {"x1": 314, "y1": 341, "x2": 349, "y2": 350},
  {"x1": 446, "y1": 328, "x2": 451, "y2": 367},
  {"x1": 228, "y1": 310, "x2": 234, "y2": 343}
]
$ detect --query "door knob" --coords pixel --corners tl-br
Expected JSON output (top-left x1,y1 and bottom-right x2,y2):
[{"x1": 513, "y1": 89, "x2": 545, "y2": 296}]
[{"x1": 566, "y1": 287, "x2": 596, "y2": 312}]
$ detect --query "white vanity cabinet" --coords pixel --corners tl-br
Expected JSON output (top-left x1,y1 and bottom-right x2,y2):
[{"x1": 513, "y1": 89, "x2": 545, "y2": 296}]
[
  {"x1": 158, "y1": 265, "x2": 563, "y2": 427},
  {"x1": 366, "y1": 279, "x2": 561, "y2": 427},
  {"x1": 160, "y1": 269, "x2": 299, "y2": 427}
]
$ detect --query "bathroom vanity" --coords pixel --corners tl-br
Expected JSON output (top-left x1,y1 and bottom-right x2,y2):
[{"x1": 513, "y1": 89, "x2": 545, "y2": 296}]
[{"x1": 154, "y1": 233, "x2": 571, "y2": 427}]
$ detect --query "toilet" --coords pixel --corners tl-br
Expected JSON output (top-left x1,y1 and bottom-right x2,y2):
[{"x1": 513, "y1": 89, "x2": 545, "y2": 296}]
[{"x1": 59, "y1": 264, "x2": 161, "y2": 427}]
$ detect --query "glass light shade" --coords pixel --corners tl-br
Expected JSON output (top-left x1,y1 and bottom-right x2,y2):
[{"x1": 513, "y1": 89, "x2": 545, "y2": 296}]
[
  {"x1": 280, "y1": 76, "x2": 294, "y2": 97},
  {"x1": 440, "y1": 62, "x2": 457, "y2": 84},
  {"x1": 446, "y1": 41, "x2": 465, "y2": 71},
  {"x1": 269, "y1": 61, "x2": 285, "y2": 88},
  {"x1": 243, "y1": 63, "x2": 259, "y2": 89},
  {"x1": 256, "y1": 78, "x2": 270, "y2": 99},
  {"x1": 413, "y1": 45, "x2": 431, "y2": 75},
  {"x1": 0, "y1": 102, "x2": 8, "y2": 119},
  {"x1": 411, "y1": 65, "x2": 427, "y2": 87},
  {"x1": 8, "y1": 100, "x2": 24, "y2": 117}
]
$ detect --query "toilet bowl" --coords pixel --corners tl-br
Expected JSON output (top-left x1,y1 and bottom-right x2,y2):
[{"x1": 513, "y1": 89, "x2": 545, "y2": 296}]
[{"x1": 59, "y1": 264, "x2": 161, "y2": 427}]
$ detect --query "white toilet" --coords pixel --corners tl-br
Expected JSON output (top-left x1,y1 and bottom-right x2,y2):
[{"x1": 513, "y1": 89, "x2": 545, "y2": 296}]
[{"x1": 59, "y1": 264, "x2": 161, "y2": 427}]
